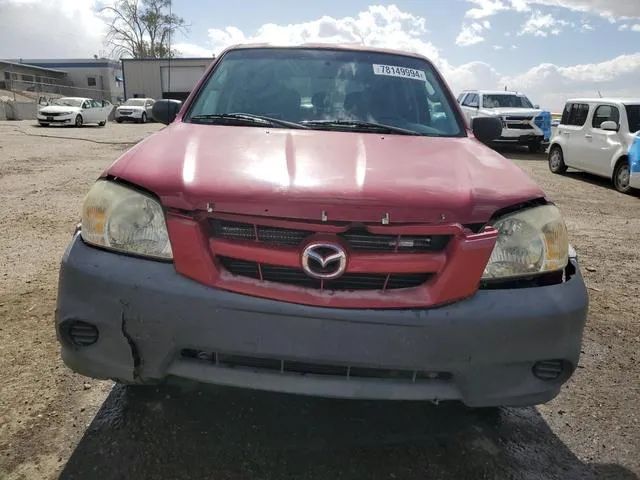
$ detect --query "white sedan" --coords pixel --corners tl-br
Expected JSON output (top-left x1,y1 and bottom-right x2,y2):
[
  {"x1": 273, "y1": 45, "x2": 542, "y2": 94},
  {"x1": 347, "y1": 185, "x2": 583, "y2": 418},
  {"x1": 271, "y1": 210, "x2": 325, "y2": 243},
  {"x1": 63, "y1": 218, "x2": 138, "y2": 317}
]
[
  {"x1": 37, "y1": 97, "x2": 114, "y2": 127},
  {"x1": 115, "y1": 97, "x2": 155, "y2": 123}
]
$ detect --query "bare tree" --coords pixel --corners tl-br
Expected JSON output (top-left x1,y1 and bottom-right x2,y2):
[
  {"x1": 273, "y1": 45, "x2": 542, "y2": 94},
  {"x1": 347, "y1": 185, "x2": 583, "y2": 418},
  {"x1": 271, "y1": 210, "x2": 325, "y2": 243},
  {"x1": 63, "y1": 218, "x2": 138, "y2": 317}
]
[{"x1": 101, "y1": 0, "x2": 188, "y2": 58}]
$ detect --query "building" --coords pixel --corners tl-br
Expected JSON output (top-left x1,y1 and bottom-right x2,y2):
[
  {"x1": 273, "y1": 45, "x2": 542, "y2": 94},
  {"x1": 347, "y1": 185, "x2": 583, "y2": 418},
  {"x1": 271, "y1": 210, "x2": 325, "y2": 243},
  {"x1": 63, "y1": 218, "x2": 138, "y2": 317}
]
[
  {"x1": 121, "y1": 57, "x2": 215, "y2": 102},
  {"x1": 0, "y1": 60, "x2": 68, "y2": 96},
  {"x1": 9, "y1": 58, "x2": 125, "y2": 104}
]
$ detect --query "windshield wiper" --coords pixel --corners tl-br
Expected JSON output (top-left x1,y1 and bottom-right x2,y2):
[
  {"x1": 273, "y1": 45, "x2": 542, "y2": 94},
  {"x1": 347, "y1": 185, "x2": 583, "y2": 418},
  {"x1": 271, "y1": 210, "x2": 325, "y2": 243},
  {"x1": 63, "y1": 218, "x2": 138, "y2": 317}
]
[
  {"x1": 189, "y1": 113, "x2": 308, "y2": 129},
  {"x1": 301, "y1": 119, "x2": 423, "y2": 136}
]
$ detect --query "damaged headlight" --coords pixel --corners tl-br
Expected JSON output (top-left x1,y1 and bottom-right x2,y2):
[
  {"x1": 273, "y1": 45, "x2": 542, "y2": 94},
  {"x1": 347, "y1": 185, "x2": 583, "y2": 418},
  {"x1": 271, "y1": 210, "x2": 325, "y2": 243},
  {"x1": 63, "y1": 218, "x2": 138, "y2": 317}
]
[
  {"x1": 482, "y1": 204, "x2": 568, "y2": 279},
  {"x1": 80, "y1": 180, "x2": 172, "y2": 260}
]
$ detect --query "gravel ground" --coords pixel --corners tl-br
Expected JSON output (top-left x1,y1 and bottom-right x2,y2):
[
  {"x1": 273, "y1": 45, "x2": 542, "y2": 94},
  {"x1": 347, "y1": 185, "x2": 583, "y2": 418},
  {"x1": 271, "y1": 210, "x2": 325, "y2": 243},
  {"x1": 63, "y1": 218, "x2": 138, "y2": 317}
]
[{"x1": 0, "y1": 120, "x2": 638, "y2": 480}]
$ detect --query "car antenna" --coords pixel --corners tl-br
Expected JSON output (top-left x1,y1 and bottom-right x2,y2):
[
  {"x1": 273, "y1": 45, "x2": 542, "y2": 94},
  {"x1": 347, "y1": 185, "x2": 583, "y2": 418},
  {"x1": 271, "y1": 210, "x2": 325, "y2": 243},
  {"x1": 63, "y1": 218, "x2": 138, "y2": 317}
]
[
  {"x1": 166, "y1": 0, "x2": 172, "y2": 121},
  {"x1": 597, "y1": 90, "x2": 602, "y2": 98}
]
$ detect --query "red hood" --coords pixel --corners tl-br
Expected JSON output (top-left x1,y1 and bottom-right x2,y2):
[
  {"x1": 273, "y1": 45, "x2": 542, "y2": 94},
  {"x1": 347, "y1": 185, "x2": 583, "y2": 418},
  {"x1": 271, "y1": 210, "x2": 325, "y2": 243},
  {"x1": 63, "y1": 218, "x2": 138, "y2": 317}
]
[{"x1": 104, "y1": 122, "x2": 545, "y2": 224}]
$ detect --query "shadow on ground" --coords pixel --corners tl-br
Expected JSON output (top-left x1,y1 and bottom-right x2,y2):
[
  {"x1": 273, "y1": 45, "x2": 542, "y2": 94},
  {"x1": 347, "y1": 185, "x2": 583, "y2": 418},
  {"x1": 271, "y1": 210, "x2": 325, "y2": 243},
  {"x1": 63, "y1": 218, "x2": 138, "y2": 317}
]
[
  {"x1": 494, "y1": 145, "x2": 548, "y2": 161},
  {"x1": 59, "y1": 384, "x2": 638, "y2": 480}
]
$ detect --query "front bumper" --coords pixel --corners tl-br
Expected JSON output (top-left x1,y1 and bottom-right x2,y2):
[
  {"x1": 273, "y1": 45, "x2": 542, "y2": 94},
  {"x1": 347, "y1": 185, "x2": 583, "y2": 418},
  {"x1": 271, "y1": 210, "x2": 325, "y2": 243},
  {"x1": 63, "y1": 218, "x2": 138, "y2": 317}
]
[
  {"x1": 630, "y1": 171, "x2": 640, "y2": 189},
  {"x1": 38, "y1": 114, "x2": 74, "y2": 124},
  {"x1": 55, "y1": 235, "x2": 589, "y2": 407},
  {"x1": 115, "y1": 110, "x2": 143, "y2": 121},
  {"x1": 493, "y1": 132, "x2": 548, "y2": 145}
]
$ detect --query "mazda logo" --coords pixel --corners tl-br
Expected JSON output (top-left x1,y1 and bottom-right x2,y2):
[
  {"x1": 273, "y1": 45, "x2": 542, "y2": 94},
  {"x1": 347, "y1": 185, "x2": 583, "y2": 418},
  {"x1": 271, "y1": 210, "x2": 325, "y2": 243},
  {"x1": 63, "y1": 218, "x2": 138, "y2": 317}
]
[{"x1": 301, "y1": 243, "x2": 347, "y2": 279}]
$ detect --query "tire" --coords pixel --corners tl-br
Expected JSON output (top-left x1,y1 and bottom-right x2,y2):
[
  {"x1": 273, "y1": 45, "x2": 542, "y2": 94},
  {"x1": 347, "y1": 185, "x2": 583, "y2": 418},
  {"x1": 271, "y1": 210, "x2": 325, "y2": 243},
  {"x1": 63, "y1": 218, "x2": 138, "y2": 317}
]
[
  {"x1": 39, "y1": 122, "x2": 49, "y2": 127},
  {"x1": 74, "y1": 114, "x2": 83, "y2": 127},
  {"x1": 548, "y1": 145, "x2": 567, "y2": 174},
  {"x1": 98, "y1": 121, "x2": 106, "y2": 127},
  {"x1": 140, "y1": 112, "x2": 147, "y2": 124},
  {"x1": 612, "y1": 158, "x2": 631, "y2": 194},
  {"x1": 116, "y1": 118, "x2": 123, "y2": 123}
]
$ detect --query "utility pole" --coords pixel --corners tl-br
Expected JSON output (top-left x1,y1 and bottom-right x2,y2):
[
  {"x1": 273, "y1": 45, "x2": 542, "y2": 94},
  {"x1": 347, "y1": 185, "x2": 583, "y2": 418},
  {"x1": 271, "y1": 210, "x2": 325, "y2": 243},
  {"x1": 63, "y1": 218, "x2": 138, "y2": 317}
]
[{"x1": 10, "y1": 62, "x2": 16, "y2": 101}]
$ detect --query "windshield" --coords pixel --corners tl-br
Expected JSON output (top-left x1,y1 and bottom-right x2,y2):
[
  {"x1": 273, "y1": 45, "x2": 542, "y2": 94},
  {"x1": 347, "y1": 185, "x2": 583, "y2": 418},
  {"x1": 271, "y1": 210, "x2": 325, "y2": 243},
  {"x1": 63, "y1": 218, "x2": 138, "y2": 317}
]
[
  {"x1": 625, "y1": 105, "x2": 640, "y2": 134},
  {"x1": 123, "y1": 99, "x2": 147, "y2": 106},
  {"x1": 186, "y1": 47, "x2": 464, "y2": 136},
  {"x1": 482, "y1": 94, "x2": 534, "y2": 109},
  {"x1": 50, "y1": 98, "x2": 83, "y2": 108}
]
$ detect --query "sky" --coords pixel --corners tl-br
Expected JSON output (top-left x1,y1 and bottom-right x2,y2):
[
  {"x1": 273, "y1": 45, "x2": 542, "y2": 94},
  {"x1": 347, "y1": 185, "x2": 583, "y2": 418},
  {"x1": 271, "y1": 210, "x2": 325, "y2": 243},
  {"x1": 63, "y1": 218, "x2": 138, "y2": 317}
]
[{"x1": 1, "y1": 0, "x2": 639, "y2": 111}]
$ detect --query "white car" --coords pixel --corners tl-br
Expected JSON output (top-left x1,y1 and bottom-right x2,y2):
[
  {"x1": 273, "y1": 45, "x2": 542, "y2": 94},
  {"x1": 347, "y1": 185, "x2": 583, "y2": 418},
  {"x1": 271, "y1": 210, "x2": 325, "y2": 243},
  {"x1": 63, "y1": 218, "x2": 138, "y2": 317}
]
[
  {"x1": 38, "y1": 97, "x2": 113, "y2": 127},
  {"x1": 115, "y1": 98, "x2": 155, "y2": 123},
  {"x1": 548, "y1": 98, "x2": 640, "y2": 193},
  {"x1": 457, "y1": 90, "x2": 551, "y2": 153}
]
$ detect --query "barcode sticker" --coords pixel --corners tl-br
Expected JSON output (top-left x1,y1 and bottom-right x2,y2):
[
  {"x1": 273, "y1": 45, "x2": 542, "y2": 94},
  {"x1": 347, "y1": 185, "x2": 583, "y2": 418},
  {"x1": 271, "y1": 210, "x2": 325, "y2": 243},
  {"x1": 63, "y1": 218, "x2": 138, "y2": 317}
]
[{"x1": 372, "y1": 64, "x2": 426, "y2": 81}]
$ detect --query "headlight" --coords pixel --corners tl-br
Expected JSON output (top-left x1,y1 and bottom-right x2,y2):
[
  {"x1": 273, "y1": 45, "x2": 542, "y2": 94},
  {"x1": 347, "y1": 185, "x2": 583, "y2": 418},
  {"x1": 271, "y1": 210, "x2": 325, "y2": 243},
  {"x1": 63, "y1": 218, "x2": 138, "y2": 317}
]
[
  {"x1": 482, "y1": 204, "x2": 568, "y2": 279},
  {"x1": 80, "y1": 180, "x2": 172, "y2": 260}
]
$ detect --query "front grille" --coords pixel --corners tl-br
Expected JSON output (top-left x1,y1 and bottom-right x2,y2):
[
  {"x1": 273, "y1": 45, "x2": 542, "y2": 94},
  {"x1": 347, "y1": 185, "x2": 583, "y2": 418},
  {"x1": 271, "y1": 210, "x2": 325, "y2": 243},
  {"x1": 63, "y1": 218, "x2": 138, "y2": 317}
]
[
  {"x1": 181, "y1": 349, "x2": 453, "y2": 383},
  {"x1": 219, "y1": 257, "x2": 432, "y2": 291},
  {"x1": 41, "y1": 112, "x2": 62, "y2": 117},
  {"x1": 505, "y1": 115, "x2": 533, "y2": 121},
  {"x1": 210, "y1": 219, "x2": 451, "y2": 252}
]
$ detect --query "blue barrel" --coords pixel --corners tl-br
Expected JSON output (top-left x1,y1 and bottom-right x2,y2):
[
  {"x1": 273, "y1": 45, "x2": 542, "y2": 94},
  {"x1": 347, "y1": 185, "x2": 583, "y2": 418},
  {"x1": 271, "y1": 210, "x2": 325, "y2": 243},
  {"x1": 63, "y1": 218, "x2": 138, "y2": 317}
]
[
  {"x1": 630, "y1": 134, "x2": 640, "y2": 174},
  {"x1": 534, "y1": 111, "x2": 552, "y2": 141}
]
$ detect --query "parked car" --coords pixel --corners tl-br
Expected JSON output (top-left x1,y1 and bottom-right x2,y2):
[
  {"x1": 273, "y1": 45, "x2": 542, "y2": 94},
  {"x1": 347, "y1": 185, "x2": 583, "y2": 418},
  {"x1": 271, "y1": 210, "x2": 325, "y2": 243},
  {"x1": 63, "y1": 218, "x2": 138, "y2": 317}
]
[
  {"x1": 115, "y1": 97, "x2": 155, "y2": 123},
  {"x1": 457, "y1": 90, "x2": 551, "y2": 153},
  {"x1": 37, "y1": 97, "x2": 113, "y2": 127},
  {"x1": 55, "y1": 44, "x2": 588, "y2": 408},
  {"x1": 548, "y1": 98, "x2": 640, "y2": 193}
]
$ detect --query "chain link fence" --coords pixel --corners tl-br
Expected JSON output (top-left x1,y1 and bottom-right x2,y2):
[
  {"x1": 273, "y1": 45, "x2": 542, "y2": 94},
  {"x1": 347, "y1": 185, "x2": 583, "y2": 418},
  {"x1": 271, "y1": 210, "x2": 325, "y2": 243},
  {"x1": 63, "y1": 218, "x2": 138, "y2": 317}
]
[{"x1": 2, "y1": 77, "x2": 116, "y2": 104}]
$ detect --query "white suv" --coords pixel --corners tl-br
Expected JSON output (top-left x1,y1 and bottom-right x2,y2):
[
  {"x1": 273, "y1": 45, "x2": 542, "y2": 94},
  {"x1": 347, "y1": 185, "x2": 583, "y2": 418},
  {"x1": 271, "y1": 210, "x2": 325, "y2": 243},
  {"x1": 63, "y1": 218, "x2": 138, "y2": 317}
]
[
  {"x1": 115, "y1": 97, "x2": 156, "y2": 123},
  {"x1": 457, "y1": 90, "x2": 551, "y2": 153},
  {"x1": 548, "y1": 98, "x2": 640, "y2": 193}
]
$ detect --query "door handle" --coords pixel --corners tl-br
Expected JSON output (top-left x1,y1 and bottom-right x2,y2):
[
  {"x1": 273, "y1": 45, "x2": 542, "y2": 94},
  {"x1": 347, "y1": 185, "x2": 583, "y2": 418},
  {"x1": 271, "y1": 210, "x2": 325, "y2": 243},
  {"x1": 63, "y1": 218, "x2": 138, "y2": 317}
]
[{"x1": 585, "y1": 134, "x2": 592, "y2": 139}]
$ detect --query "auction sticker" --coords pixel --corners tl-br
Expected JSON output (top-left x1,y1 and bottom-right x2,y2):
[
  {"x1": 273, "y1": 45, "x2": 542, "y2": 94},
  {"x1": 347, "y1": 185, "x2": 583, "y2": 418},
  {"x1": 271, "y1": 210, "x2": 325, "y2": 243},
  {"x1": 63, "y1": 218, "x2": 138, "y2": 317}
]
[{"x1": 372, "y1": 64, "x2": 426, "y2": 81}]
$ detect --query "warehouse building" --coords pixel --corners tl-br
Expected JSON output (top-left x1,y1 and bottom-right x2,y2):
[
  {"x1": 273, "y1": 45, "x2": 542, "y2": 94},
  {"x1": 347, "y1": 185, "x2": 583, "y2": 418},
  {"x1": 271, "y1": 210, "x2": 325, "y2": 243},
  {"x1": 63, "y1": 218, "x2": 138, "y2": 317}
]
[
  {"x1": 0, "y1": 60, "x2": 68, "y2": 94},
  {"x1": 11, "y1": 58, "x2": 124, "y2": 103},
  {"x1": 121, "y1": 57, "x2": 215, "y2": 102}
]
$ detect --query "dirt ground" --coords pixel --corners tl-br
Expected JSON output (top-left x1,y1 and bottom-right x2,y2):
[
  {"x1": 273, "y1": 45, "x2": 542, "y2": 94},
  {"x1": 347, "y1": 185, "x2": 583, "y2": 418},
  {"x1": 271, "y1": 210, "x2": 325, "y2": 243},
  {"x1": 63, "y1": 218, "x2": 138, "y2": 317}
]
[{"x1": 0, "y1": 120, "x2": 638, "y2": 480}]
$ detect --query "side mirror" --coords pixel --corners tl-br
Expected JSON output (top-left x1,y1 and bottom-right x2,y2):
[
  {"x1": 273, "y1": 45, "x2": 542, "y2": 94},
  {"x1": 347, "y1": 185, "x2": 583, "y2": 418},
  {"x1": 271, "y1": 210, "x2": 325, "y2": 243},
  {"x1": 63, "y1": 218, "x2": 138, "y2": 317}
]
[
  {"x1": 533, "y1": 104, "x2": 540, "y2": 109},
  {"x1": 471, "y1": 116, "x2": 502, "y2": 144},
  {"x1": 600, "y1": 120, "x2": 619, "y2": 132},
  {"x1": 152, "y1": 99, "x2": 182, "y2": 125}
]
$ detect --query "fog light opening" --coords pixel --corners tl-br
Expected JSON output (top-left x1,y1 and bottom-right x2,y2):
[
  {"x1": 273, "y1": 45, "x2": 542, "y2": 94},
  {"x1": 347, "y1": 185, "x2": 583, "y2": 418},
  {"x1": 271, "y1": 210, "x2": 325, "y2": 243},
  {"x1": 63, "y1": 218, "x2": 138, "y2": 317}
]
[
  {"x1": 532, "y1": 359, "x2": 571, "y2": 381},
  {"x1": 62, "y1": 320, "x2": 99, "y2": 347}
]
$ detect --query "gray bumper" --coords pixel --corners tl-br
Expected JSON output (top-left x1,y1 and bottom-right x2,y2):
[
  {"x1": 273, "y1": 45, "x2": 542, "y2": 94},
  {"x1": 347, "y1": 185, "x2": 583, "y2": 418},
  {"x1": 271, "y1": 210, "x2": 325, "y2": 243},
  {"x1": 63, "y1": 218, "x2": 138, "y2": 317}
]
[{"x1": 55, "y1": 235, "x2": 589, "y2": 407}]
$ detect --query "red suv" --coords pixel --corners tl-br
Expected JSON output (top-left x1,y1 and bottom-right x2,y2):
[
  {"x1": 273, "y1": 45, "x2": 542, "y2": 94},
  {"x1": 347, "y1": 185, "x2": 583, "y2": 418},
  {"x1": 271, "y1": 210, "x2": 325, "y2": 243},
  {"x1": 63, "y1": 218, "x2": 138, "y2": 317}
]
[{"x1": 55, "y1": 44, "x2": 588, "y2": 407}]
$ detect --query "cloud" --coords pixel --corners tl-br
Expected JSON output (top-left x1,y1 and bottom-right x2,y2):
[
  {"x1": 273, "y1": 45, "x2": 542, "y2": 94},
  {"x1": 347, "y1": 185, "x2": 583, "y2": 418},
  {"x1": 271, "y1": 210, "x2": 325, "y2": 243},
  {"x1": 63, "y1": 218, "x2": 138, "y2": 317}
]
[
  {"x1": 501, "y1": 53, "x2": 640, "y2": 110},
  {"x1": 0, "y1": 0, "x2": 108, "y2": 58},
  {"x1": 465, "y1": 0, "x2": 530, "y2": 19},
  {"x1": 518, "y1": 10, "x2": 573, "y2": 36},
  {"x1": 173, "y1": 43, "x2": 214, "y2": 57},
  {"x1": 493, "y1": 45, "x2": 504, "y2": 50},
  {"x1": 580, "y1": 21, "x2": 594, "y2": 31},
  {"x1": 527, "y1": 0, "x2": 640, "y2": 20},
  {"x1": 463, "y1": 0, "x2": 640, "y2": 20},
  {"x1": 455, "y1": 21, "x2": 491, "y2": 46},
  {"x1": 616, "y1": 23, "x2": 640, "y2": 31}
]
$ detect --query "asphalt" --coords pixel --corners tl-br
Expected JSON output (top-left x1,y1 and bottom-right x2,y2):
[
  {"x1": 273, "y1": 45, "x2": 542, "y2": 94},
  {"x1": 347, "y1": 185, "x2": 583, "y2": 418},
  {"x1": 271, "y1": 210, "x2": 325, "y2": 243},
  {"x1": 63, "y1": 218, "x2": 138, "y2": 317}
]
[{"x1": 58, "y1": 382, "x2": 637, "y2": 480}]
